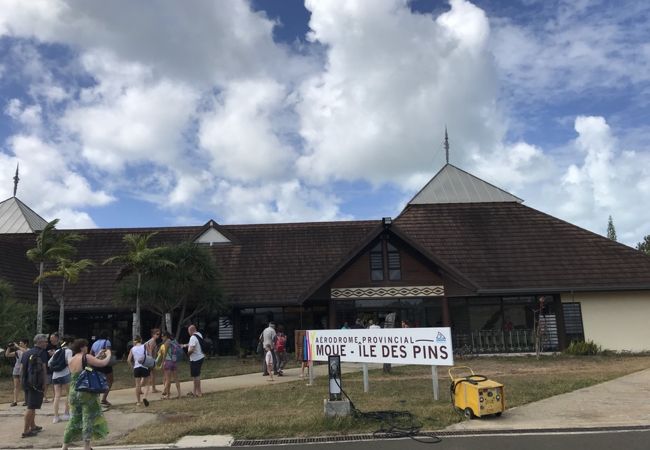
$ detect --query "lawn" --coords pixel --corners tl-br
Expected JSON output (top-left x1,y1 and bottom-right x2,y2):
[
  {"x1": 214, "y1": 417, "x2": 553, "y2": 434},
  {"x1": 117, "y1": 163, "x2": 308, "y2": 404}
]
[{"x1": 118, "y1": 354, "x2": 650, "y2": 444}]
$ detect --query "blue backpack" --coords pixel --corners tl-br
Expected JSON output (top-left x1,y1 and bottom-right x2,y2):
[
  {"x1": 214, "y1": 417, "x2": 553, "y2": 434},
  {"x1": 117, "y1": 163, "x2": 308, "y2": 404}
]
[{"x1": 167, "y1": 341, "x2": 183, "y2": 362}]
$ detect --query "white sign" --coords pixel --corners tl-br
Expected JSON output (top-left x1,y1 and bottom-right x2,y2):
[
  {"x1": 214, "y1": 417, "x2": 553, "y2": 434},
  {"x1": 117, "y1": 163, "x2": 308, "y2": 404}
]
[{"x1": 304, "y1": 328, "x2": 454, "y2": 366}]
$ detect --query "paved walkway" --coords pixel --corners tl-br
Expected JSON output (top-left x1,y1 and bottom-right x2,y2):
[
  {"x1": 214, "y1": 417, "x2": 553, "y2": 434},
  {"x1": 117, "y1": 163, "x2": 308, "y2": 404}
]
[
  {"x1": 0, "y1": 364, "x2": 352, "y2": 449},
  {"x1": 1, "y1": 365, "x2": 649, "y2": 449}
]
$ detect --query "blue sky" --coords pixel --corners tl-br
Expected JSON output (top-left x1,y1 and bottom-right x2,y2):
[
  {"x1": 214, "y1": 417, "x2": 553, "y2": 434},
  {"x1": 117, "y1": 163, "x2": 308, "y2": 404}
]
[{"x1": 0, "y1": 0, "x2": 649, "y2": 246}]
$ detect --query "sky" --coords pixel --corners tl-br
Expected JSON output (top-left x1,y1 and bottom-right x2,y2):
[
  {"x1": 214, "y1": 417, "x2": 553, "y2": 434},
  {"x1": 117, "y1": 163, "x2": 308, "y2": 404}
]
[{"x1": 0, "y1": 0, "x2": 648, "y2": 247}]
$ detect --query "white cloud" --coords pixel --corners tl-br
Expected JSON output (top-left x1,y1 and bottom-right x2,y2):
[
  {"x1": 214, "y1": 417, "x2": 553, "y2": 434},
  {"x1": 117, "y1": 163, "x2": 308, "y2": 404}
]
[
  {"x1": 212, "y1": 179, "x2": 344, "y2": 224},
  {"x1": 199, "y1": 79, "x2": 297, "y2": 182},
  {"x1": 296, "y1": 0, "x2": 504, "y2": 186},
  {"x1": 490, "y1": 2, "x2": 650, "y2": 102},
  {"x1": 62, "y1": 79, "x2": 199, "y2": 172},
  {"x1": 0, "y1": 135, "x2": 113, "y2": 227},
  {"x1": 519, "y1": 116, "x2": 650, "y2": 246}
]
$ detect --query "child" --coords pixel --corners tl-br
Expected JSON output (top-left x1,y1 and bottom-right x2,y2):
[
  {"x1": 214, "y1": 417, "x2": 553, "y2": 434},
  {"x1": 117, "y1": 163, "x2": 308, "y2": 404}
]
[{"x1": 265, "y1": 344, "x2": 274, "y2": 381}]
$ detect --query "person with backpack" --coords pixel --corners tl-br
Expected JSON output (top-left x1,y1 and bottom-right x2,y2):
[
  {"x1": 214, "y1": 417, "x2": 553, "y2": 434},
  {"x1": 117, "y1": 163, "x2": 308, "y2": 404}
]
[
  {"x1": 49, "y1": 337, "x2": 73, "y2": 423},
  {"x1": 157, "y1": 331, "x2": 182, "y2": 399},
  {"x1": 183, "y1": 324, "x2": 205, "y2": 397},
  {"x1": 61, "y1": 338, "x2": 112, "y2": 450},
  {"x1": 20, "y1": 333, "x2": 48, "y2": 438}
]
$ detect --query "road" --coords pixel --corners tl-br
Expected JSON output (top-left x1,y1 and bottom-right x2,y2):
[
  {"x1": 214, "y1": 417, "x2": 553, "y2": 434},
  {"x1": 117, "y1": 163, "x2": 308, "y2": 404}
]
[{"x1": 193, "y1": 429, "x2": 650, "y2": 450}]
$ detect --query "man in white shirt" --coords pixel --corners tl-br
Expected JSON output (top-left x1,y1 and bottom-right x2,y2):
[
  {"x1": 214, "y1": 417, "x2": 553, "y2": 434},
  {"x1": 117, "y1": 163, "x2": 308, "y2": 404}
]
[
  {"x1": 368, "y1": 320, "x2": 381, "y2": 329},
  {"x1": 185, "y1": 324, "x2": 205, "y2": 397}
]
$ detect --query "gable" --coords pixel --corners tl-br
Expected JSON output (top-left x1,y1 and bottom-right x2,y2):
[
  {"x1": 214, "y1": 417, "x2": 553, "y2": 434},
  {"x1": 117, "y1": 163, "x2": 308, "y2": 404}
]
[{"x1": 194, "y1": 227, "x2": 231, "y2": 245}]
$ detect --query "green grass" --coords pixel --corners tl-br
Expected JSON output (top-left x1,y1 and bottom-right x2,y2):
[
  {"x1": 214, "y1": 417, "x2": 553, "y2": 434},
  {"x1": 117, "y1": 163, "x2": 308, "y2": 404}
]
[{"x1": 118, "y1": 354, "x2": 650, "y2": 444}]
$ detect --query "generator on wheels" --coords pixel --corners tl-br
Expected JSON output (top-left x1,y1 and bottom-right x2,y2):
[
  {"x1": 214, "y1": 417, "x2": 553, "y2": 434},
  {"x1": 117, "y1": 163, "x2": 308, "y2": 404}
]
[{"x1": 449, "y1": 366, "x2": 505, "y2": 419}]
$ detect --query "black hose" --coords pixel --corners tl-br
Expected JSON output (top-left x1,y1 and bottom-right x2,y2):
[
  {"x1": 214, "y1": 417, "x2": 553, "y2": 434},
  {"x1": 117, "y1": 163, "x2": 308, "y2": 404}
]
[{"x1": 332, "y1": 375, "x2": 442, "y2": 444}]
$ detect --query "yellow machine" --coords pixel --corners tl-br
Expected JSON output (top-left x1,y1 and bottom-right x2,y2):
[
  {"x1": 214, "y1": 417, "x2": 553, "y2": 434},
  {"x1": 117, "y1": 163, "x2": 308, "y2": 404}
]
[{"x1": 449, "y1": 366, "x2": 505, "y2": 419}]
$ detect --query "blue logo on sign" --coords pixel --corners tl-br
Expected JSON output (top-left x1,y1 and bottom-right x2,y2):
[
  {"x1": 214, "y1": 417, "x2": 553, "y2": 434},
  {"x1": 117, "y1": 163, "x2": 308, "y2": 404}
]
[{"x1": 436, "y1": 332, "x2": 446, "y2": 343}]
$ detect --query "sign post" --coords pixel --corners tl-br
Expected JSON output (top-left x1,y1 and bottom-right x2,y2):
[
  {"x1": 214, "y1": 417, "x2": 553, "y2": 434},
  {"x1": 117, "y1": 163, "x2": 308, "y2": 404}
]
[{"x1": 305, "y1": 327, "x2": 454, "y2": 400}]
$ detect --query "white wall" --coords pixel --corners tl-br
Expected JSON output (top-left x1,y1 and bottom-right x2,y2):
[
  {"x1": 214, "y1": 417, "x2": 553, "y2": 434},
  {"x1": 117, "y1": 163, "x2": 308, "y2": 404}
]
[{"x1": 561, "y1": 291, "x2": 650, "y2": 352}]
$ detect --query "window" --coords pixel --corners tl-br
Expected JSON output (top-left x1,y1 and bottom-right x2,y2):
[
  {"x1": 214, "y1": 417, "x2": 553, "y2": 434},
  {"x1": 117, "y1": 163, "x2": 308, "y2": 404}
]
[
  {"x1": 370, "y1": 243, "x2": 384, "y2": 280},
  {"x1": 387, "y1": 242, "x2": 401, "y2": 280}
]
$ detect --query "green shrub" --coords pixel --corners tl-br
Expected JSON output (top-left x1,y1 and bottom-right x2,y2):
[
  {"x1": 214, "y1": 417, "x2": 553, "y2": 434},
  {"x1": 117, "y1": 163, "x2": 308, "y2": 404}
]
[{"x1": 564, "y1": 340, "x2": 602, "y2": 355}]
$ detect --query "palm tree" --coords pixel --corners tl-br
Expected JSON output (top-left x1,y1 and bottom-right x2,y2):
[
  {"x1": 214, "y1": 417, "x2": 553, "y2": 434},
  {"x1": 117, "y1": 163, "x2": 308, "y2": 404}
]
[
  {"x1": 26, "y1": 219, "x2": 83, "y2": 333},
  {"x1": 37, "y1": 258, "x2": 94, "y2": 336},
  {"x1": 103, "y1": 232, "x2": 173, "y2": 339},
  {"x1": 125, "y1": 242, "x2": 222, "y2": 338}
]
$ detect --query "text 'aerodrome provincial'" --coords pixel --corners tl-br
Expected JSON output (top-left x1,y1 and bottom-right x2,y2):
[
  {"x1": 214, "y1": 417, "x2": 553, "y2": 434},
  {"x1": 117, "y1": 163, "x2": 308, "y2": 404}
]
[{"x1": 305, "y1": 328, "x2": 454, "y2": 366}]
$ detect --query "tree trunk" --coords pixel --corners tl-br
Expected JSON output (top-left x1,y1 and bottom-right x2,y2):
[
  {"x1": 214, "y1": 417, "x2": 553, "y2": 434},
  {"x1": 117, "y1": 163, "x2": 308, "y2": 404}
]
[
  {"x1": 135, "y1": 272, "x2": 142, "y2": 340},
  {"x1": 37, "y1": 261, "x2": 44, "y2": 333},
  {"x1": 58, "y1": 279, "x2": 66, "y2": 336},
  {"x1": 176, "y1": 296, "x2": 188, "y2": 340}
]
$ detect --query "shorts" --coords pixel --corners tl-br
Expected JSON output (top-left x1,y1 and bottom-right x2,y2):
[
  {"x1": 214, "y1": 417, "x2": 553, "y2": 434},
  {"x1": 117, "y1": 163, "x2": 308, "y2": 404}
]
[
  {"x1": 133, "y1": 367, "x2": 150, "y2": 378},
  {"x1": 12, "y1": 368, "x2": 21, "y2": 377},
  {"x1": 94, "y1": 365, "x2": 113, "y2": 374},
  {"x1": 52, "y1": 374, "x2": 71, "y2": 385},
  {"x1": 47, "y1": 374, "x2": 53, "y2": 384},
  {"x1": 190, "y1": 358, "x2": 204, "y2": 378},
  {"x1": 24, "y1": 389, "x2": 44, "y2": 410},
  {"x1": 163, "y1": 360, "x2": 177, "y2": 371}
]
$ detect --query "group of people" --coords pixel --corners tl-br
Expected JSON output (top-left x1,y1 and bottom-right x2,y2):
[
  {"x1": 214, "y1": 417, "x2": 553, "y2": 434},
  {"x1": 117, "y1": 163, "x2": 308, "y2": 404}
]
[
  {"x1": 257, "y1": 322, "x2": 288, "y2": 381},
  {"x1": 4, "y1": 323, "x2": 207, "y2": 450}
]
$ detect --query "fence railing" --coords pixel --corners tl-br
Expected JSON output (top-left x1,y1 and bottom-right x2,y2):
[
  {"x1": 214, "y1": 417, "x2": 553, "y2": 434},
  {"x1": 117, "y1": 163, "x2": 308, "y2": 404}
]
[{"x1": 453, "y1": 329, "x2": 558, "y2": 354}]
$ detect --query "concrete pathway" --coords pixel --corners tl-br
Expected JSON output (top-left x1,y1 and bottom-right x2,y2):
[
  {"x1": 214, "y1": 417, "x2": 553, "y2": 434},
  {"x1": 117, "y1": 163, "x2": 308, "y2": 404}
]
[{"x1": 0, "y1": 364, "x2": 354, "y2": 449}]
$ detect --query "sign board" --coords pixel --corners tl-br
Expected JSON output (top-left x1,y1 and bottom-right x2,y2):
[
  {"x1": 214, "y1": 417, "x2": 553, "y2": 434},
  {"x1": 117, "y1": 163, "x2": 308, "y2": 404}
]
[{"x1": 305, "y1": 328, "x2": 454, "y2": 366}]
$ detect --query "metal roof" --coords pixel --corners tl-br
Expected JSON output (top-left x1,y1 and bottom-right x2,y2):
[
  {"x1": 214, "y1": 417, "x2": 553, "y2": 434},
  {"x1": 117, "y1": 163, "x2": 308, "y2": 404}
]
[
  {"x1": 407, "y1": 164, "x2": 523, "y2": 205},
  {"x1": 0, "y1": 197, "x2": 48, "y2": 233}
]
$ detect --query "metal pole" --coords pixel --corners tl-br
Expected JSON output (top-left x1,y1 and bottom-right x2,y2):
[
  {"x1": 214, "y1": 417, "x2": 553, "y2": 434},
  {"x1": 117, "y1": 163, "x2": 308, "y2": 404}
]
[
  {"x1": 308, "y1": 360, "x2": 314, "y2": 386},
  {"x1": 432, "y1": 365, "x2": 439, "y2": 400},
  {"x1": 363, "y1": 363, "x2": 369, "y2": 393}
]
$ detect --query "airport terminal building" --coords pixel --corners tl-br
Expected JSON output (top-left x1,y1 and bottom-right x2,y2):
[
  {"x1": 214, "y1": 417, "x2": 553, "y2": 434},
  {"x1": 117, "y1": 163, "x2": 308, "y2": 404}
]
[{"x1": 2, "y1": 163, "x2": 650, "y2": 355}]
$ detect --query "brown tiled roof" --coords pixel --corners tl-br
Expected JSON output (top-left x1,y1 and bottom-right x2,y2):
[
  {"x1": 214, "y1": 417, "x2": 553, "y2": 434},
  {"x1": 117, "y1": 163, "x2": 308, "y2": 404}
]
[
  {"x1": 395, "y1": 202, "x2": 650, "y2": 292},
  {"x1": 0, "y1": 234, "x2": 55, "y2": 306},
  {"x1": 38, "y1": 221, "x2": 379, "y2": 311}
]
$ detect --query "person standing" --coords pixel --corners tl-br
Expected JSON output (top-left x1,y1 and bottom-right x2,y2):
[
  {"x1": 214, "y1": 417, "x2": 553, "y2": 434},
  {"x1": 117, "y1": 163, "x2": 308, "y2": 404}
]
[
  {"x1": 126, "y1": 336, "x2": 150, "y2": 407},
  {"x1": 90, "y1": 331, "x2": 114, "y2": 406},
  {"x1": 157, "y1": 332, "x2": 182, "y2": 399},
  {"x1": 6, "y1": 338, "x2": 28, "y2": 407},
  {"x1": 184, "y1": 324, "x2": 205, "y2": 397},
  {"x1": 49, "y1": 339, "x2": 73, "y2": 423},
  {"x1": 145, "y1": 328, "x2": 161, "y2": 393},
  {"x1": 61, "y1": 338, "x2": 111, "y2": 450},
  {"x1": 274, "y1": 325, "x2": 288, "y2": 376},
  {"x1": 259, "y1": 322, "x2": 277, "y2": 376},
  {"x1": 264, "y1": 345, "x2": 275, "y2": 382},
  {"x1": 368, "y1": 320, "x2": 381, "y2": 329},
  {"x1": 44, "y1": 332, "x2": 60, "y2": 402},
  {"x1": 20, "y1": 333, "x2": 48, "y2": 438}
]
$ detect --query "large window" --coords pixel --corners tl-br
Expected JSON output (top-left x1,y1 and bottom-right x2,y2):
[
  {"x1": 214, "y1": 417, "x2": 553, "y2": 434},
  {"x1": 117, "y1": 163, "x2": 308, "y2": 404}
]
[
  {"x1": 387, "y1": 242, "x2": 401, "y2": 280},
  {"x1": 370, "y1": 243, "x2": 384, "y2": 281},
  {"x1": 369, "y1": 240, "x2": 402, "y2": 281}
]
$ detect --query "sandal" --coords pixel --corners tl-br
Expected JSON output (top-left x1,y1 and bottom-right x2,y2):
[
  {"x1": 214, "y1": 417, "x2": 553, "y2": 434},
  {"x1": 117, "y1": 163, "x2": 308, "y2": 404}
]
[
  {"x1": 186, "y1": 392, "x2": 195, "y2": 397},
  {"x1": 22, "y1": 430, "x2": 38, "y2": 438},
  {"x1": 143, "y1": 399, "x2": 150, "y2": 407},
  {"x1": 10, "y1": 402, "x2": 17, "y2": 407}
]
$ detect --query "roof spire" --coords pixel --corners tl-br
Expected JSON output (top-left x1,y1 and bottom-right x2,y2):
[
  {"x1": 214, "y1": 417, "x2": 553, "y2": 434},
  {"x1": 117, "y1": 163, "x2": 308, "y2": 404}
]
[
  {"x1": 13, "y1": 163, "x2": 19, "y2": 197},
  {"x1": 444, "y1": 127, "x2": 450, "y2": 164}
]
